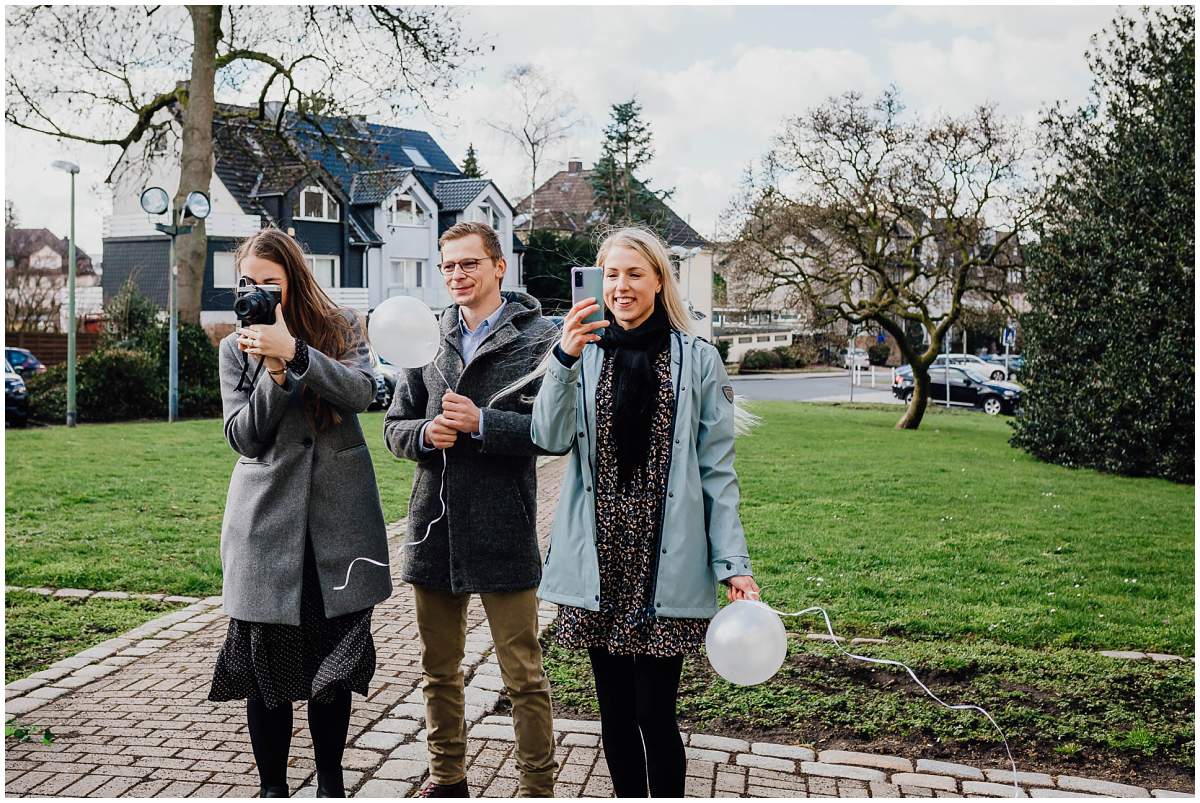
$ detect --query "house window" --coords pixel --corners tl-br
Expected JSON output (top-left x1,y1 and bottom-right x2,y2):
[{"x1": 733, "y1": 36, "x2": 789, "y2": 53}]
[
  {"x1": 389, "y1": 259, "x2": 424, "y2": 290},
  {"x1": 292, "y1": 185, "x2": 340, "y2": 222},
  {"x1": 737, "y1": 337, "x2": 752, "y2": 344},
  {"x1": 774, "y1": 335, "x2": 788, "y2": 342},
  {"x1": 304, "y1": 254, "x2": 340, "y2": 288},
  {"x1": 390, "y1": 193, "x2": 426, "y2": 226},
  {"x1": 214, "y1": 252, "x2": 237, "y2": 288},
  {"x1": 29, "y1": 250, "x2": 61, "y2": 270},
  {"x1": 403, "y1": 147, "x2": 431, "y2": 168},
  {"x1": 473, "y1": 202, "x2": 502, "y2": 231},
  {"x1": 756, "y1": 335, "x2": 770, "y2": 343}
]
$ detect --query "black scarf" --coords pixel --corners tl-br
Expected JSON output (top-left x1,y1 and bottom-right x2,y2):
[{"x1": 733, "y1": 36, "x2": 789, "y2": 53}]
[{"x1": 597, "y1": 301, "x2": 672, "y2": 488}]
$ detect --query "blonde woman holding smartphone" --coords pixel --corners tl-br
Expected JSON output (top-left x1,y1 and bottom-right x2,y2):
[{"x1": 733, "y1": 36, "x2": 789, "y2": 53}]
[{"x1": 532, "y1": 226, "x2": 759, "y2": 797}]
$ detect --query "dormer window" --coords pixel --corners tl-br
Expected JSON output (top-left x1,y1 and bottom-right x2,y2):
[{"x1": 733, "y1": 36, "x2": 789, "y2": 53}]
[
  {"x1": 473, "y1": 201, "x2": 502, "y2": 231},
  {"x1": 390, "y1": 192, "x2": 427, "y2": 226},
  {"x1": 402, "y1": 147, "x2": 430, "y2": 168},
  {"x1": 292, "y1": 185, "x2": 340, "y2": 222}
]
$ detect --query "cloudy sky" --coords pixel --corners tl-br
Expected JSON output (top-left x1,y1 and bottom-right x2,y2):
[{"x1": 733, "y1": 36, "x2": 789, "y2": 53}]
[{"x1": 5, "y1": 4, "x2": 1118, "y2": 262}]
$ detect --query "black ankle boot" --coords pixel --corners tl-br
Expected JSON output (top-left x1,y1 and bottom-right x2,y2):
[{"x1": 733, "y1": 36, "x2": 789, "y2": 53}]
[
  {"x1": 260, "y1": 785, "x2": 289, "y2": 798},
  {"x1": 315, "y1": 771, "x2": 345, "y2": 798}
]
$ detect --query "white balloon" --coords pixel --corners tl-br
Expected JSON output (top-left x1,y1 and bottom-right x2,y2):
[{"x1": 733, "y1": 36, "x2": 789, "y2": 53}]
[
  {"x1": 705, "y1": 599, "x2": 788, "y2": 686},
  {"x1": 368, "y1": 295, "x2": 440, "y2": 368}
]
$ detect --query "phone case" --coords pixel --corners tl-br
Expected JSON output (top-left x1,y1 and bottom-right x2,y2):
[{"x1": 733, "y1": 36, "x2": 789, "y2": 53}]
[{"x1": 571, "y1": 267, "x2": 605, "y2": 325}]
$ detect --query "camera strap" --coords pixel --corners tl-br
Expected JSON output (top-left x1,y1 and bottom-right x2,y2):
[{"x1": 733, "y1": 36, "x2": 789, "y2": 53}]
[{"x1": 234, "y1": 349, "x2": 266, "y2": 393}]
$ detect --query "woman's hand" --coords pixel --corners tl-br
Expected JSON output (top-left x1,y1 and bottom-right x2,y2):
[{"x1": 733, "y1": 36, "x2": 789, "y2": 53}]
[
  {"x1": 725, "y1": 575, "x2": 761, "y2": 603},
  {"x1": 560, "y1": 297, "x2": 609, "y2": 358},
  {"x1": 238, "y1": 304, "x2": 296, "y2": 362}
]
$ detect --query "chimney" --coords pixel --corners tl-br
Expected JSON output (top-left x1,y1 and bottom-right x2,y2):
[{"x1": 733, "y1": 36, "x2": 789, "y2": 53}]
[{"x1": 567, "y1": 158, "x2": 582, "y2": 174}]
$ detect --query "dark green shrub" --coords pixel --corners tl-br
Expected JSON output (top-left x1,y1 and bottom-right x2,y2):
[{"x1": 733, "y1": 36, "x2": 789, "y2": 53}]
[
  {"x1": 773, "y1": 346, "x2": 796, "y2": 369},
  {"x1": 741, "y1": 349, "x2": 781, "y2": 371},
  {"x1": 715, "y1": 339, "x2": 731, "y2": 363},
  {"x1": 26, "y1": 364, "x2": 67, "y2": 423},
  {"x1": 787, "y1": 341, "x2": 818, "y2": 367},
  {"x1": 868, "y1": 343, "x2": 891, "y2": 366},
  {"x1": 1010, "y1": 7, "x2": 1194, "y2": 483}
]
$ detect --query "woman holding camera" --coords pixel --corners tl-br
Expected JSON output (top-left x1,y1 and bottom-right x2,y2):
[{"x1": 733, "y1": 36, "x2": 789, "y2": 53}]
[
  {"x1": 207, "y1": 227, "x2": 392, "y2": 798},
  {"x1": 531, "y1": 226, "x2": 759, "y2": 797}
]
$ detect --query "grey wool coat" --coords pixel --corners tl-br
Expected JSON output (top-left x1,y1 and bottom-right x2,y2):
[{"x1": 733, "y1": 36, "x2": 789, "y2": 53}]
[
  {"x1": 218, "y1": 311, "x2": 392, "y2": 626},
  {"x1": 383, "y1": 290, "x2": 559, "y2": 594}
]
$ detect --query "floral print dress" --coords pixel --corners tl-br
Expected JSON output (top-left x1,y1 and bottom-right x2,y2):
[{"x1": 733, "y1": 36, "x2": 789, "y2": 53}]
[{"x1": 555, "y1": 347, "x2": 708, "y2": 657}]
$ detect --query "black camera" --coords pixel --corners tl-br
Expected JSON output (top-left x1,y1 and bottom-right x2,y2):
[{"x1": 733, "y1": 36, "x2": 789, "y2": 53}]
[{"x1": 234, "y1": 278, "x2": 282, "y2": 326}]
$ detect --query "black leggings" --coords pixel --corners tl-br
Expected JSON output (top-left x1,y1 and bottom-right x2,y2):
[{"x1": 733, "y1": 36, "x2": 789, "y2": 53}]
[
  {"x1": 247, "y1": 689, "x2": 353, "y2": 796},
  {"x1": 588, "y1": 648, "x2": 686, "y2": 798}
]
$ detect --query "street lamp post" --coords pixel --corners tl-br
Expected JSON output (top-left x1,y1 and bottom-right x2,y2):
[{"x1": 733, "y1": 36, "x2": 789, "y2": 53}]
[
  {"x1": 140, "y1": 187, "x2": 210, "y2": 421},
  {"x1": 51, "y1": 160, "x2": 80, "y2": 427}
]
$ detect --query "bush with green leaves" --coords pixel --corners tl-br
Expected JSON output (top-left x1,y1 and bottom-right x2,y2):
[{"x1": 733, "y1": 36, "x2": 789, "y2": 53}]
[
  {"x1": 27, "y1": 280, "x2": 222, "y2": 423},
  {"x1": 741, "y1": 348, "x2": 781, "y2": 371},
  {"x1": 786, "y1": 340, "x2": 818, "y2": 367},
  {"x1": 715, "y1": 339, "x2": 731, "y2": 363},
  {"x1": 1011, "y1": 7, "x2": 1194, "y2": 483},
  {"x1": 773, "y1": 346, "x2": 796, "y2": 369},
  {"x1": 868, "y1": 343, "x2": 891, "y2": 366}
]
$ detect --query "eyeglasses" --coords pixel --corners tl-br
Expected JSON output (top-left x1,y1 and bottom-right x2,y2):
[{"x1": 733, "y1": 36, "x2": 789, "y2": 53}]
[{"x1": 437, "y1": 257, "x2": 492, "y2": 276}]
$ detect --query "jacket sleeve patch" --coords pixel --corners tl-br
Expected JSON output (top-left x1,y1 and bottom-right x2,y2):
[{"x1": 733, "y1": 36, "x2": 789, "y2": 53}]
[{"x1": 722, "y1": 385, "x2": 735, "y2": 403}]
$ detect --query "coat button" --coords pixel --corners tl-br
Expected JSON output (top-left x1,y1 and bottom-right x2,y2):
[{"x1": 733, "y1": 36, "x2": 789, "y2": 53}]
[
  {"x1": 578, "y1": 431, "x2": 585, "y2": 438},
  {"x1": 668, "y1": 491, "x2": 674, "y2": 498},
  {"x1": 675, "y1": 437, "x2": 680, "y2": 444},
  {"x1": 656, "y1": 602, "x2": 662, "y2": 608},
  {"x1": 725, "y1": 561, "x2": 732, "y2": 570},
  {"x1": 302, "y1": 437, "x2": 313, "y2": 447},
  {"x1": 661, "y1": 548, "x2": 667, "y2": 554},
  {"x1": 585, "y1": 486, "x2": 592, "y2": 493},
  {"x1": 594, "y1": 595, "x2": 599, "y2": 601}
]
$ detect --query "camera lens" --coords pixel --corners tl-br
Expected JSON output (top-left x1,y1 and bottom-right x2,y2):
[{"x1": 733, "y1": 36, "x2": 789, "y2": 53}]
[{"x1": 575, "y1": 272, "x2": 583, "y2": 287}]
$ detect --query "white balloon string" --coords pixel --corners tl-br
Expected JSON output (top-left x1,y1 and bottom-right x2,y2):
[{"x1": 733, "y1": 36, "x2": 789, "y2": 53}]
[
  {"x1": 758, "y1": 598, "x2": 1022, "y2": 799},
  {"x1": 335, "y1": 343, "x2": 453, "y2": 592}
]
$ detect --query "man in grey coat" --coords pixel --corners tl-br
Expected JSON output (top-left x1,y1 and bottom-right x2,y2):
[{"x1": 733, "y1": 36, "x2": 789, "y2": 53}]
[{"x1": 384, "y1": 222, "x2": 559, "y2": 798}]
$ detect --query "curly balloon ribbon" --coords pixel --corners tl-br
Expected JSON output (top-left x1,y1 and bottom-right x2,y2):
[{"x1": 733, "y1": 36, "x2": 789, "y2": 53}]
[
  {"x1": 334, "y1": 346, "x2": 454, "y2": 592},
  {"x1": 758, "y1": 598, "x2": 1022, "y2": 799}
]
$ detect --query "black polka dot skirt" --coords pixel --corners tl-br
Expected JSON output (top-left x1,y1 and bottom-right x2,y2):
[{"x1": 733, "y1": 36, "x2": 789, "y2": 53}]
[{"x1": 208, "y1": 534, "x2": 376, "y2": 710}]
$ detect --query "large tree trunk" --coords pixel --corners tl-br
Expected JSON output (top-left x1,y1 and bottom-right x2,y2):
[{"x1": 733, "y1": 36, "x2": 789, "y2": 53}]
[
  {"x1": 176, "y1": 6, "x2": 220, "y2": 325},
  {"x1": 895, "y1": 366, "x2": 931, "y2": 430}
]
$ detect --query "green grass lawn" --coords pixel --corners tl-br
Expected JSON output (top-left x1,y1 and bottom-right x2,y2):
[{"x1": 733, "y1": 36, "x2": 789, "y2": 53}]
[
  {"x1": 5, "y1": 591, "x2": 183, "y2": 682},
  {"x1": 736, "y1": 402, "x2": 1193, "y2": 654},
  {"x1": 5, "y1": 412, "x2": 413, "y2": 595}
]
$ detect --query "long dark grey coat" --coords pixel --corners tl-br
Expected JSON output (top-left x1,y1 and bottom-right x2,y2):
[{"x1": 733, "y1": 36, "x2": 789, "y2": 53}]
[
  {"x1": 384, "y1": 291, "x2": 558, "y2": 594},
  {"x1": 218, "y1": 312, "x2": 392, "y2": 626}
]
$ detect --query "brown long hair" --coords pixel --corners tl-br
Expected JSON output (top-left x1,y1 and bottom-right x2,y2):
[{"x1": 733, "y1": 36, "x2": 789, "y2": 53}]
[{"x1": 234, "y1": 227, "x2": 357, "y2": 430}]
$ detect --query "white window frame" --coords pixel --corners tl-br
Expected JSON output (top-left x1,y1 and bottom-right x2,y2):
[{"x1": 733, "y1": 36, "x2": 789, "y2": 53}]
[
  {"x1": 473, "y1": 201, "x2": 502, "y2": 231},
  {"x1": 213, "y1": 252, "x2": 237, "y2": 288},
  {"x1": 304, "y1": 254, "x2": 341, "y2": 288},
  {"x1": 389, "y1": 192, "x2": 426, "y2": 227},
  {"x1": 293, "y1": 185, "x2": 341, "y2": 222},
  {"x1": 388, "y1": 258, "x2": 425, "y2": 291}
]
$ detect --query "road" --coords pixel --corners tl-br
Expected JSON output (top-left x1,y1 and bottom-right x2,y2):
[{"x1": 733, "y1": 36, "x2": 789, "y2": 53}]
[{"x1": 730, "y1": 369, "x2": 903, "y2": 405}]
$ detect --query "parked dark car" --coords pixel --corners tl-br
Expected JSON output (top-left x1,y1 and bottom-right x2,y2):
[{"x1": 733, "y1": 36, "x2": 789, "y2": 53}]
[
  {"x1": 892, "y1": 365, "x2": 1022, "y2": 416},
  {"x1": 6, "y1": 360, "x2": 29, "y2": 426},
  {"x1": 369, "y1": 349, "x2": 399, "y2": 411},
  {"x1": 5, "y1": 347, "x2": 46, "y2": 378}
]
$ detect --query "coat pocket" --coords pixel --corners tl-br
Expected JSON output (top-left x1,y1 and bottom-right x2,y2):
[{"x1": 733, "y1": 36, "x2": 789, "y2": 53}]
[
  {"x1": 237, "y1": 458, "x2": 270, "y2": 466},
  {"x1": 335, "y1": 442, "x2": 368, "y2": 456}
]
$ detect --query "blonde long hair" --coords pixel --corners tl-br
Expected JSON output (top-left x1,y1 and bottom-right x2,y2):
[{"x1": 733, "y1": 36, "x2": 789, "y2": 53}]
[{"x1": 596, "y1": 226, "x2": 693, "y2": 335}]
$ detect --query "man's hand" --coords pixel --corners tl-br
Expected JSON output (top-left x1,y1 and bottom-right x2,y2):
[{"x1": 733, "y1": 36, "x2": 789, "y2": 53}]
[
  {"x1": 424, "y1": 415, "x2": 458, "y2": 449},
  {"x1": 441, "y1": 391, "x2": 481, "y2": 435}
]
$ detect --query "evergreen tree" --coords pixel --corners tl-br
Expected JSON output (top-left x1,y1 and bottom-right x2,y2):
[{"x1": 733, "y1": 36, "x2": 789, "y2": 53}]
[
  {"x1": 462, "y1": 142, "x2": 484, "y2": 178},
  {"x1": 1011, "y1": 7, "x2": 1194, "y2": 482},
  {"x1": 589, "y1": 99, "x2": 673, "y2": 231}
]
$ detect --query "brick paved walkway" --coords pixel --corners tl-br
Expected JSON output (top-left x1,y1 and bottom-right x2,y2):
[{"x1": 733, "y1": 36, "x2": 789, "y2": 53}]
[{"x1": 5, "y1": 455, "x2": 1192, "y2": 798}]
